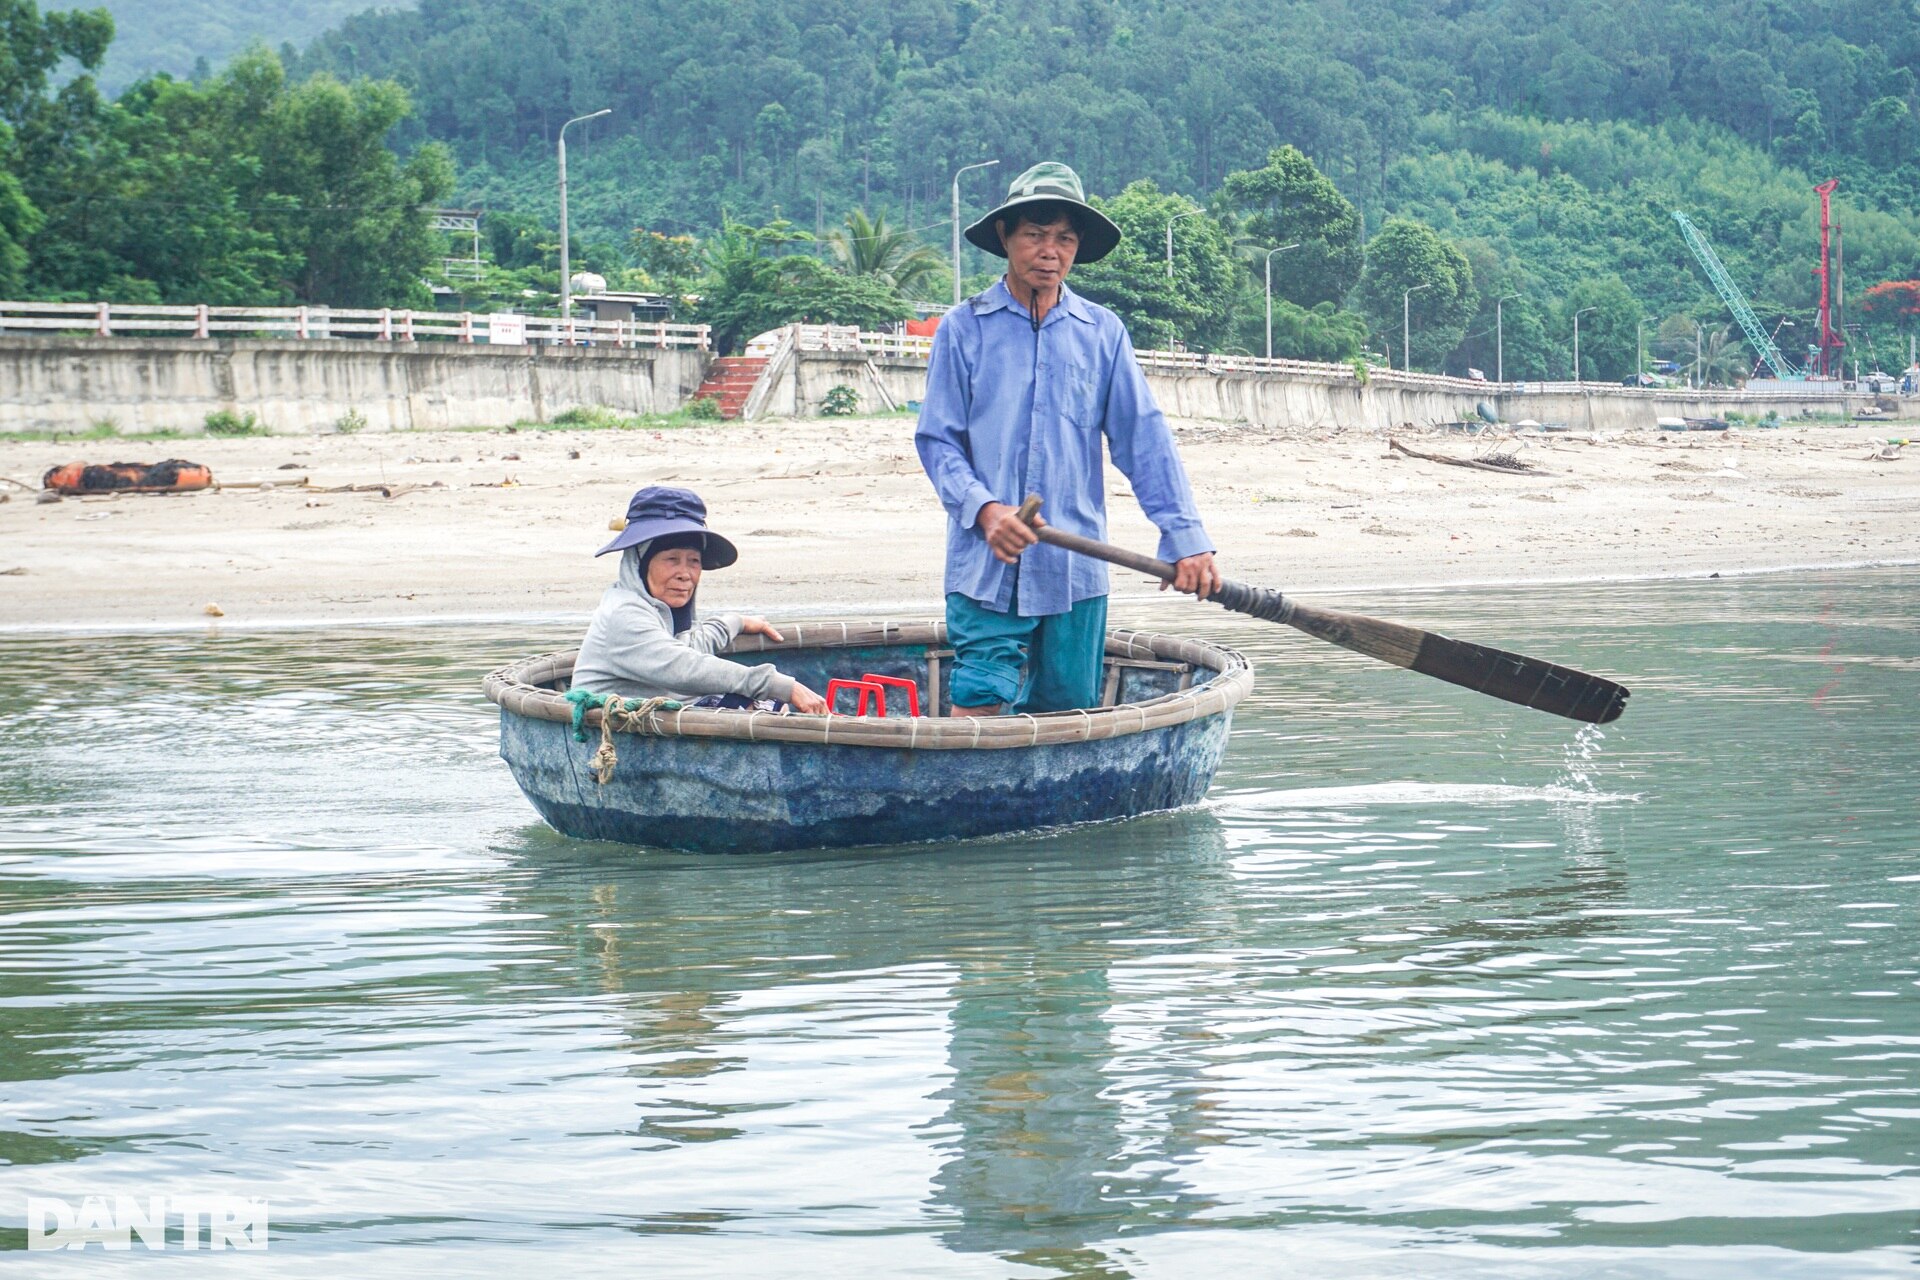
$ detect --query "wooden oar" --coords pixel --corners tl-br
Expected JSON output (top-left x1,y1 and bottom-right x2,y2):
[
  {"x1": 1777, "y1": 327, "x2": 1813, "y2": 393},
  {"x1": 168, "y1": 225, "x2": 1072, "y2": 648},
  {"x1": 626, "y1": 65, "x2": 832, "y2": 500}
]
[{"x1": 1015, "y1": 495, "x2": 1628, "y2": 724}]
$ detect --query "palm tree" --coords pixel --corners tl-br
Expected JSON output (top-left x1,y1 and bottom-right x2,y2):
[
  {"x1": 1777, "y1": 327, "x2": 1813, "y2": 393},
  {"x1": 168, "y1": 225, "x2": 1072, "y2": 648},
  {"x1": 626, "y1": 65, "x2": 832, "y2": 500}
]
[
  {"x1": 825, "y1": 210, "x2": 945, "y2": 299},
  {"x1": 1696, "y1": 323, "x2": 1748, "y2": 387}
]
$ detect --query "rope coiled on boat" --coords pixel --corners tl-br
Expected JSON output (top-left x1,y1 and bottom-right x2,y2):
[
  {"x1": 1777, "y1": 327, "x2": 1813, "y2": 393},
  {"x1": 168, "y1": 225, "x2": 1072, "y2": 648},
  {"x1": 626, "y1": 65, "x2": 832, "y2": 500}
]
[{"x1": 564, "y1": 690, "x2": 683, "y2": 784}]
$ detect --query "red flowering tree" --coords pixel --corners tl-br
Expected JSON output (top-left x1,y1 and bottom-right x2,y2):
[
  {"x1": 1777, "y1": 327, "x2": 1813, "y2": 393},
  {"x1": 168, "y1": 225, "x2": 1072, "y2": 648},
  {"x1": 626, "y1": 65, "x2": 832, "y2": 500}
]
[{"x1": 1859, "y1": 280, "x2": 1920, "y2": 341}]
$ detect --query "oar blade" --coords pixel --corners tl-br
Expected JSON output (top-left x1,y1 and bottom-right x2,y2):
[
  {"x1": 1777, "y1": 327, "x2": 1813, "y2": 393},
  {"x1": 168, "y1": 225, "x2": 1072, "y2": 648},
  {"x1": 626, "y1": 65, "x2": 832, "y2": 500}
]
[
  {"x1": 1023, "y1": 508, "x2": 1634, "y2": 725},
  {"x1": 1410, "y1": 632, "x2": 1630, "y2": 724}
]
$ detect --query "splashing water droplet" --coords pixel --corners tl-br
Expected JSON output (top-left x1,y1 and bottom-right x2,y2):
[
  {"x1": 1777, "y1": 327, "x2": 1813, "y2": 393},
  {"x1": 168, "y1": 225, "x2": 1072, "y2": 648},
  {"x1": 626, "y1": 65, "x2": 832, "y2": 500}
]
[{"x1": 1559, "y1": 723, "x2": 1606, "y2": 794}]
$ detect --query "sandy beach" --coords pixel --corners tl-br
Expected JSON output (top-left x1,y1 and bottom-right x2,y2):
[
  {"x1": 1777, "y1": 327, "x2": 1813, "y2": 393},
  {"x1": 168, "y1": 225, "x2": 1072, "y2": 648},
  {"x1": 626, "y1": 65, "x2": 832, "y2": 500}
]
[{"x1": 1, "y1": 415, "x2": 1914, "y2": 630}]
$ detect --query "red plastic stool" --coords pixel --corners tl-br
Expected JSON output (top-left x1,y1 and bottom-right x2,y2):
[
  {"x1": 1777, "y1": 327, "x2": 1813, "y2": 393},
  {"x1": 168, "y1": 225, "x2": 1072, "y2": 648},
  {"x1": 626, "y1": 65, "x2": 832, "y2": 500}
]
[
  {"x1": 825, "y1": 678, "x2": 888, "y2": 716},
  {"x1": 860, "y1": 673, "x2": 921, "y2": 717}
]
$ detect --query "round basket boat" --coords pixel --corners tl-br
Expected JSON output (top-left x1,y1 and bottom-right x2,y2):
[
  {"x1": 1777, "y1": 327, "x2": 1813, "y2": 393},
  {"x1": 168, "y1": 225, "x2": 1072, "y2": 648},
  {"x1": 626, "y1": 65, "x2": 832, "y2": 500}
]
[{"x1": 484, "y1": 620, "x2": 1254, "y2": 854}]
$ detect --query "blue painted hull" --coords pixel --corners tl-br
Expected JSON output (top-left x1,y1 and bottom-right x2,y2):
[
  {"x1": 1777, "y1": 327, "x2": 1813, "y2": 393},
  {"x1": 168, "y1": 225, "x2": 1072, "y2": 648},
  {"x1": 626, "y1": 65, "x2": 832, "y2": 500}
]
[
  {"x1": 498, "y1": 707, "x2": 1234, "y2": 854},
  {"x1": 488, "y1": 627, "x2": 1252, "y2": 854}
]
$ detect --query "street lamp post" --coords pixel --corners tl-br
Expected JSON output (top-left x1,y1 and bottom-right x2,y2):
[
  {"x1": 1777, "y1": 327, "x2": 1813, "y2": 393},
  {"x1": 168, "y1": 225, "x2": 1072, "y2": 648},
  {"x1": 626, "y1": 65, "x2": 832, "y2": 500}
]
[
  {"x1": 1263, "y1": 243, "x2": 1300, "y2": 360},
  {"x1": 951, "y1": 159, "x2": 999, "y2": 306},
  {"x1": 1495, "y1": 293, "x2": 1519, "y2": 386},
  {"x1": 1403, "y1": 283, "x2": 1432, "y2": 372},
  {"x1": 558, "y1": 108, "x2": 612, "y2": 329},
  {"x1": 1694, "y1": 322, "x2": 1704, "y2": 389},
  {"x1": 1572, "y1": 306, "x2": 1596, "y2": 382},
  {"x1": 1166, "y1": 208, "x2": 1202, "y2": 279},
  {"x1": 1635, "y1": 318, "x2": 1645, "y2": 382}
]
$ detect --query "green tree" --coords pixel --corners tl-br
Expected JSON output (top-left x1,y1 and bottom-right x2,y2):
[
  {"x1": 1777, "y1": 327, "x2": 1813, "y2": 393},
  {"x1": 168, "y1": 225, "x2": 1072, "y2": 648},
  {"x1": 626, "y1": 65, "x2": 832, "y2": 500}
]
[
  {"x1": 1215, "y1": 145, "x2": 1364, "y2": 308},
  {"x1": 1490, "y1": 294, "x2": 1554, "y2": 381},
  {"x1": 0, "y1": 0, "x2": 113, "y2": 119},
  {"x1": 1562, "y1": 276, "x2": 1641, "y2": 380},
  {"x1": 1244, "y1": 298, "x2": 1368, "y2": 362},
  {"x1": 489, "y1": 210, "x2": 555, "y2": 270},
  {"x1": 4, "y1": 17, "x2": 448, "y2": 306},
  {"x1": 628, "y1": 226, "x2": 700, "y2": 306},
  {"x1": 0, "y1": 128, "x2": 40, "y2": 293},
  {"x1": 36, "y1": 64, "x2": 295, "y2": 303},
  {"x1": 1653, "y1": 313, "x2": 1747, "y2": 385},
  {"x1": 1695, "y1": 322, "x2": 1749, "y2": 386},
  {"x1": 694, "y1": 215, "x2": 908, "y2": 353},
  {"x1": 1068, "y1": 180, "x2": 1240, "y2": 351},
  {"x1": 247, "y1": 54, "x2": 454, "y2": 304},
  {"x1": 2, "y1": 0, "x2": 114, "y2": 293},
  {"x1": 1355, "y1": 218, "x2": 1477, "y2": 370},
  {"x1": 776, "y1": 260, "x2": 913, "y2": 328},
  {"x1": 1856, "y1": 97, "x2": 1915, "y2": 162},
  {"x1": 1654, "y1": 312, "x2": 1706, "y2": 379},
  {"x1": 824, "y1": 209, "x2": 944, "y2": 299}
]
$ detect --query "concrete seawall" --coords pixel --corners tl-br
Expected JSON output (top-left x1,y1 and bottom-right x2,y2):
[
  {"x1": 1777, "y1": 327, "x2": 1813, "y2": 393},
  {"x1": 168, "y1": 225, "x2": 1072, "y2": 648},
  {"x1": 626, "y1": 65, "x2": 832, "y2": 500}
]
[
  {"x1": 0, "y1": 336, "x2": 709, "y2": 434},
  {"x1": 1142, "y1": 368, "x2": 1899, "y2": 431},
  {"x1": 2, "y1": 335, "x2": 1907, "y2": 435},
  {"x1": 777, "y1": 351, "x2": 1908, "y2": 430}
]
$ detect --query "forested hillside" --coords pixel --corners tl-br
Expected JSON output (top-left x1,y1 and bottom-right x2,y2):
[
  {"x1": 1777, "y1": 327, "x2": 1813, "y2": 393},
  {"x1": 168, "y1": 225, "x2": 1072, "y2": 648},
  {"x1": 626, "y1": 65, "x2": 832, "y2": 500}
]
[
  {"x1": 285, "y1": 0, "x2": 1920, "y2": 373},
  {"x1": 92, "y1": 1, "x2": 417, "y2": 92},
  {"x1": 12, "y1": 0, "x2": 1920, "y2": 376}
]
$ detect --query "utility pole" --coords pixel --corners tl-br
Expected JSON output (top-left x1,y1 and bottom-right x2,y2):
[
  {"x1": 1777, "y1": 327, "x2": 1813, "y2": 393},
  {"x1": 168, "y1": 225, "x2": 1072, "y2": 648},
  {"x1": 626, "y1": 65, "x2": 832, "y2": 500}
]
[
  {"x1": 950, "y1": 160, "x2": 998, "y2": 306},
  {"x1": 557, "y1": 108, "x2": 611, "y2": 327},
  {"x1": 1263, "y1": 243, "x2": 1299, "y2": 360},
  {"x1": 1166, "y1": 208, "x2": 1202, "y2": 279},
  {"x1": 1813, "y1": 179, "x2": 1843, "y2": 378}
]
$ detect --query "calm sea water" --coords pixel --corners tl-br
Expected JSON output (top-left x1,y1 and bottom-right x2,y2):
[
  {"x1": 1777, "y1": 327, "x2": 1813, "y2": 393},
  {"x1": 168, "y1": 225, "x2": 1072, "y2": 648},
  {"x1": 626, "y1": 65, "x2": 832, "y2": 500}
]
[{"x1": 1, "y1": 568, "x2": 1916, "y2": 1275}]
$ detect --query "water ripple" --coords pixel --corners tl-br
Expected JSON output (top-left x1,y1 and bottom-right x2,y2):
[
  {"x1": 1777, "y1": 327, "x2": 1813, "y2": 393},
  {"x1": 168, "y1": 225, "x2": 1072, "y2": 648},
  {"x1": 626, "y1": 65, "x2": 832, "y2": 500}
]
[{"x1": 1, "y1": 571, "x2": 1917, "y2": 1273}]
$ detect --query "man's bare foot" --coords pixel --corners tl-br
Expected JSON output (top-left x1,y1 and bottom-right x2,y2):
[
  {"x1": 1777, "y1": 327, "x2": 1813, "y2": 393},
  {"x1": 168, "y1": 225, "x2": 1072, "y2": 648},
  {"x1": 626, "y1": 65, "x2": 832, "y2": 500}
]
[{"x1": 948, "y1": 702, "x2": 1005, "y2": 718}]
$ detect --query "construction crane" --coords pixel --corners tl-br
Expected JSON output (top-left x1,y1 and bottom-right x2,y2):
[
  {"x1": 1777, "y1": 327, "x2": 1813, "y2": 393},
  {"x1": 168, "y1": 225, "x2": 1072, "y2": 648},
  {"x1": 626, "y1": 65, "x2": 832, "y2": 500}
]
[{"x1": 1672, "y1": 210, "x2": 1801, "y2": 379}]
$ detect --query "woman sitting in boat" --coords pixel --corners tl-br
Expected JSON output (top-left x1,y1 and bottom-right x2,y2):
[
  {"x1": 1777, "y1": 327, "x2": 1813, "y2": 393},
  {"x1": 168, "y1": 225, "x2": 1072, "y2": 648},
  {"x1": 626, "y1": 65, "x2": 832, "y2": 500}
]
[{"x1": 572, "y1": 485, "x2": 828, "y2": 714}]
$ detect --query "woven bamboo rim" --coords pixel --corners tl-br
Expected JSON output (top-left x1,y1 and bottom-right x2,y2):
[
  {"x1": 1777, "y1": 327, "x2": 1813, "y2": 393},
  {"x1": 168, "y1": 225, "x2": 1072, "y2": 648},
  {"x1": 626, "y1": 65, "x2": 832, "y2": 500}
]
[{"x1": 482, "y1": 620, "x2": 1253, "y2": 751}]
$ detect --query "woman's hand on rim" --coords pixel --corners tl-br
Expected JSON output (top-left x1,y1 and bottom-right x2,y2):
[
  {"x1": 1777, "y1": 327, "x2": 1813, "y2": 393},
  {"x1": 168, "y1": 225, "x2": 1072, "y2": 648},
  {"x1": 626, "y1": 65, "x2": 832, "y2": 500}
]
[{"x1": 740, "y1": 616, "x2": 785, "y2": 643}]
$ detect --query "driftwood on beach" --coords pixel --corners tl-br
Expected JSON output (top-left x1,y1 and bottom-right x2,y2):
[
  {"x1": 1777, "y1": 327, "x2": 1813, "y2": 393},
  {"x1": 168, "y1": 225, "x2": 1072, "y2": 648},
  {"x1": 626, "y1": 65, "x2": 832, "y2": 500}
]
[{"x1": 1388, "y1": 437, "x2": 1546, "y2": 474}]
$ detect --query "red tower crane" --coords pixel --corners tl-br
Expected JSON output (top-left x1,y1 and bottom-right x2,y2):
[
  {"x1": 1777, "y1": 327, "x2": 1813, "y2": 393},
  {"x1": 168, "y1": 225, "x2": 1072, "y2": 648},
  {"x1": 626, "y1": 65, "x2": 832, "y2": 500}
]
[{"x1": 1813, "y1": 179, "x2": 1844, "y2": 379}]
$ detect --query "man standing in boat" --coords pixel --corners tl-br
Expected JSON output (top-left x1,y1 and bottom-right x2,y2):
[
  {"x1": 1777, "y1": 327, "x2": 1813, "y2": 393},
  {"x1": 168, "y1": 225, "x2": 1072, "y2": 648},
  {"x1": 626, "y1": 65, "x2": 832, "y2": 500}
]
[{"x1": 916, "y1": 161, "x2": 1222, "y2": 716}]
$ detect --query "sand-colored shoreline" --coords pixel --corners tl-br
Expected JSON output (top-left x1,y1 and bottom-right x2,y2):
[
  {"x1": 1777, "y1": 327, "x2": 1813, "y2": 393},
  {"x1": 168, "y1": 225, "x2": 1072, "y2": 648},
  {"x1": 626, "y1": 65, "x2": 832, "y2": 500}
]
[{"x1": 1, "y1": 416, "x2": 1914, "y2": 632}]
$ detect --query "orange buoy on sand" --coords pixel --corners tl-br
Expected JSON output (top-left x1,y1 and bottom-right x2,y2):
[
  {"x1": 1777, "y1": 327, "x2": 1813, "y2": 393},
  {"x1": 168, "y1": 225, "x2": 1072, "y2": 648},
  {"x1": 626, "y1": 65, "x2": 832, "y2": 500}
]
[{"x1": 42, "y1": 460, "x2": 214, "y2": 494}]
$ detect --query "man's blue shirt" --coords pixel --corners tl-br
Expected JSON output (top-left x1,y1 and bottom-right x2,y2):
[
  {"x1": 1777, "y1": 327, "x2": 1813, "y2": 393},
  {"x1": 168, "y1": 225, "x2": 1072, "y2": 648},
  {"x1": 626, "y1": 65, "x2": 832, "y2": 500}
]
[{"x1": 914, "y1": 279, "x2": 1213, "y2": 617}]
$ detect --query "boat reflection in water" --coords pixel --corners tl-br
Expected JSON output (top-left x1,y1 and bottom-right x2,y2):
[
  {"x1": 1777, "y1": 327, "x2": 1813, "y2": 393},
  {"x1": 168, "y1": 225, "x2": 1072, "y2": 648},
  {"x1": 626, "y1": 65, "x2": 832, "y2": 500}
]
[{"x1": 498, "y1": 806, "x2": 1630, "y2": 1270}]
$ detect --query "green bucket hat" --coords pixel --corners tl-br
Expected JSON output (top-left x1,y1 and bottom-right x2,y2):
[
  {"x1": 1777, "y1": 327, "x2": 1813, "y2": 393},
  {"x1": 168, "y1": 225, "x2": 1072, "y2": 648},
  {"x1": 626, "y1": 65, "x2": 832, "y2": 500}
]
[{"x1": 964, "y1": 161, "x2": 1122, "y2": 265}]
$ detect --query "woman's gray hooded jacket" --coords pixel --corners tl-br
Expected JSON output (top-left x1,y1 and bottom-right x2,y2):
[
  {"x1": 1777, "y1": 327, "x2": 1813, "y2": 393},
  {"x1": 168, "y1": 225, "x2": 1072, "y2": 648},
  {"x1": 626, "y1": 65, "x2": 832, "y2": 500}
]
[{"x1": 570, "y1": 543, "x2": 795, "y2": 702}]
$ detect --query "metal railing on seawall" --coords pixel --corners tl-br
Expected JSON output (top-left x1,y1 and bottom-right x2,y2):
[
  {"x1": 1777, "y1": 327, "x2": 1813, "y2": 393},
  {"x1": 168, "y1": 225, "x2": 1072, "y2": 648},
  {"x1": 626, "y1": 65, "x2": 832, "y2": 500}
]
[
  {"x1": 784, "y1": 325, "x2": 1660, "y2": 394},
  {"x1": 804, "y1": 326, "x2": 1893, "y2": 401},
  {"x1": 0, "y1": 299, "x2": 710, "y2": 350},
  {"x1": 788, "y1": 323, "x2": 932, "y2": 360}
]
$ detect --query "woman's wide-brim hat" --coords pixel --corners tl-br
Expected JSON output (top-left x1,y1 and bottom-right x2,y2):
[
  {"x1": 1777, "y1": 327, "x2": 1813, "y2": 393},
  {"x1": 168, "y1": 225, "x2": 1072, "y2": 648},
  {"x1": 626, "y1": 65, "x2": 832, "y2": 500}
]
[
  {"x1": 596, "y1": 484, "x2": 739, "y2": 567},
  {"x1": 964, "y1": 161, "x2": 1122, "y2": 265}
]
